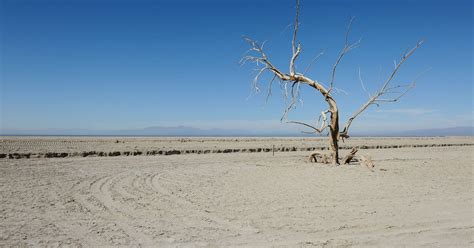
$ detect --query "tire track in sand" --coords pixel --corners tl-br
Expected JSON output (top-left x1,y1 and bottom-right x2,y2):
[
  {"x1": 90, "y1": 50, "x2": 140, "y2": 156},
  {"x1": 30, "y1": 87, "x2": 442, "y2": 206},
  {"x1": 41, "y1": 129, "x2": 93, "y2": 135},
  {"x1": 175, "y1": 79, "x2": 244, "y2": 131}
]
[
  {"x1": 148, "y1": 171, "x2": 261, "y2": 236},
  {"x1": 88, "y1": 172, "x2": 155, "y2": 245}
]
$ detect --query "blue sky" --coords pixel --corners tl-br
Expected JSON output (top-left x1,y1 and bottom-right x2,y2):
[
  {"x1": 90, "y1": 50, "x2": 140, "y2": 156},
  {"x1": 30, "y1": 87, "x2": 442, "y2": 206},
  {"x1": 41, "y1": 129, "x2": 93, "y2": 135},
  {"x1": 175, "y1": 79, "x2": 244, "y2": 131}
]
[{"x1": 1, "y1": 0, "x2": 472, "y2": 133}]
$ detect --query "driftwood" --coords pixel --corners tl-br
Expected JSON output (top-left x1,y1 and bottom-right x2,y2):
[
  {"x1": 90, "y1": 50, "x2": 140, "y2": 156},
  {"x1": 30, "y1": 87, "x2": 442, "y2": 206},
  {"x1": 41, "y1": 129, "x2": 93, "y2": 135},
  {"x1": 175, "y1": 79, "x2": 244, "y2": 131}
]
[
  {"x1": 359, "y1": 155, "x2": 375, "y2": 170},
  {"x1": 309, "y1": 152, "x2": 332, "y2": 164},
  {"x1": 342, "y1": 147, "x2": 359, "y2": 164},
  {"x1": 309, "y1": 147, "x2": 375, "y2": 170}
]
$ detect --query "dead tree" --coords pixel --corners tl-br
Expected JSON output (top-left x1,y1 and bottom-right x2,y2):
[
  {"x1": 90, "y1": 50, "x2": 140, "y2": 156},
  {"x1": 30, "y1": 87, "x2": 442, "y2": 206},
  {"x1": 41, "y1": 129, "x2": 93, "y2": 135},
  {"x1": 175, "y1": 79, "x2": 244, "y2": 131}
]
[{"x1": 241, "y1": 0, "x2": 424, "y2": 165}]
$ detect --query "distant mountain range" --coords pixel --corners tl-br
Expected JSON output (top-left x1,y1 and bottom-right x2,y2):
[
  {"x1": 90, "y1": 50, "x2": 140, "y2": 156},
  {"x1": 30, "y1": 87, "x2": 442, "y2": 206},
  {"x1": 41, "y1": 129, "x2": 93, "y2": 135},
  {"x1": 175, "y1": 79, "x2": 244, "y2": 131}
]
[
  {"x1": 1, "y1": 126, "x2": 251, "y2": 136},
  {"x1": 1, "y1": 125, "x2": 472, "y2": 137},
  {"x1": 394, "y1": 126, "x2": 473, "y2": 137}
]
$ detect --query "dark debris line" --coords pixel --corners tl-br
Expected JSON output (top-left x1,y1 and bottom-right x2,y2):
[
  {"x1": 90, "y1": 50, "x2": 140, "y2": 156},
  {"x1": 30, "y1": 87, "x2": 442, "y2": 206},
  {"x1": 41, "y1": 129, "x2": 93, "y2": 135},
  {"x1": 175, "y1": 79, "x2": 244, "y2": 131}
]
[{"x1": 1, "y1": 143, "x2": 473, "y2": 159}]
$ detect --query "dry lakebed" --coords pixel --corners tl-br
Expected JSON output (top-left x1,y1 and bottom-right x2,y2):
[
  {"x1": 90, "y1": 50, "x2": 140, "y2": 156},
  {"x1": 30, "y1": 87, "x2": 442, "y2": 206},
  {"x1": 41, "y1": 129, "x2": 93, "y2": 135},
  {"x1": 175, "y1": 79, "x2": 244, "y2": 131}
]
[{"x1": 0, "y1": 136, "x2": 473, "y2": 247}]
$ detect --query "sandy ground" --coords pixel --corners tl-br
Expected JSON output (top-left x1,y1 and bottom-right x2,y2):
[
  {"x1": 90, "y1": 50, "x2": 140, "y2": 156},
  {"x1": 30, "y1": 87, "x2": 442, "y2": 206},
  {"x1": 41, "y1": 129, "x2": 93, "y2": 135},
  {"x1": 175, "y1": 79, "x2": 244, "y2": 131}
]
[{"x1": 0, "y1": 137, "x2": 473, "y2": 247}]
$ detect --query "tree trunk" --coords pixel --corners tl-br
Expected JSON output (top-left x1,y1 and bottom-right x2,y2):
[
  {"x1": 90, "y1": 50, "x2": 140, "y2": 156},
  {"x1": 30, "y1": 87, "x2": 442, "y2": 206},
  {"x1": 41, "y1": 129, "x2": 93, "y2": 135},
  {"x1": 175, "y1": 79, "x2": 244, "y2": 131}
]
[
  {"x1": 328, "y1": 101, "x2": 340, "y2": 165},
  {"x1": 328, "y1": 119, "x2": 339, "y2": 164}
]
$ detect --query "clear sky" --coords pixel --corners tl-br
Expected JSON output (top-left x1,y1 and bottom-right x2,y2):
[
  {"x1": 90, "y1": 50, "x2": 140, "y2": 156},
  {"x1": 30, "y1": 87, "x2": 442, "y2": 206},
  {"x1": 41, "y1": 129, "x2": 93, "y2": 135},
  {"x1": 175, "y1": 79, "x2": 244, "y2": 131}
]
[{"x1": 1, "y1": 0, "x2": 472, "y2": 133}]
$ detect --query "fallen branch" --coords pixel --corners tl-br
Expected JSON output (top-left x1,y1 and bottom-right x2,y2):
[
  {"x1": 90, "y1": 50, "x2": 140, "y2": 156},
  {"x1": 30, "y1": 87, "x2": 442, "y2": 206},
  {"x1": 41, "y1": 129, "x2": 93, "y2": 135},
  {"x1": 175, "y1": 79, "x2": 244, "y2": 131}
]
[
  {"x1": 342, "y1": 146, "x2": 359, "y2": 164},
  {"x1": 359, "y1": 155, "x2": 375, "y2": 171},
  {"x1": 308, "y1": 152, "x2": 332, "y2": 164}
]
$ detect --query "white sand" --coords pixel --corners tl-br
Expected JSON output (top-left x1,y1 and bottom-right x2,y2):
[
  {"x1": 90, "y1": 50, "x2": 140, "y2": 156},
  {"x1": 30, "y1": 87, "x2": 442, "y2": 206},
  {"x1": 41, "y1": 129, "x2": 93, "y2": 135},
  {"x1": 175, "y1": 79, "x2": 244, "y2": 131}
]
[{"x1": 0, "y1": 137, "x2": 473, "y2": 247}]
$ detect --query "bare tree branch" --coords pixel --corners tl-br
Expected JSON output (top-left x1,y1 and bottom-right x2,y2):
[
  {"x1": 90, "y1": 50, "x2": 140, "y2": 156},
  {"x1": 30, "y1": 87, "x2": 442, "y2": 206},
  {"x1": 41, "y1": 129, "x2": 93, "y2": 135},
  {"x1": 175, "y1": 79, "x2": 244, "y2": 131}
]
[
  {"x1": 379, "y1": 40, "x2": 424, "y2": 92},
  {"x1": 253, "y1": 67, "x2": 268, "y2": 93},
  {"x1": 340, "y1": 40, "x2": 425, "y2": 138},
  {"x1": 288, "y1": 120, "x2": 328, "y2": 134},
  {"x1": 292, "y1": 0, "x2": 300, "y2": 56},
  {"x1": 290, "y1": 0, "x2": 302, "y2": 76},
  {"x1": 358, "y1": 67, "x2": 370, "y2": 98},
  {"x1": 287, "y1": 110, "x2": 330, "y2": 134},
  {"x1": 329, "y1": 16, "x2": 361, "y2": 93},
  {"x1": 332, "y1": 87, "x2": 349, "y2": 95},
  {"x1": 303, "y1": 49, "x2": 325, "y2": 75},
  {"x1": 265, "y1": 74, "x2": 277, "y2": 103},
  {"x1": 281, "y1": 81, "x2": 301, "y2": 120},
  {"x1": 241, "y1": 35, "x2": 333, "y2": 124},
  {"x1": 281, "y1": 22, "x2": 293, "y2": 35},
  {"x1": 240, "y1": 37, "x2": 289, "y2": 81}
]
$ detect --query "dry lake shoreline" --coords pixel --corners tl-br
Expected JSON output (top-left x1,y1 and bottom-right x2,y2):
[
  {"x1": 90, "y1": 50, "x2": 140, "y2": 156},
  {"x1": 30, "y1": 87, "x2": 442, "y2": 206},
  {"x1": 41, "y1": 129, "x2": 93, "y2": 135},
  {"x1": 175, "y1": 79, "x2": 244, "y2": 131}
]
[{"x1": 2, "y1": 136, "x2": 473, "y2": 159}]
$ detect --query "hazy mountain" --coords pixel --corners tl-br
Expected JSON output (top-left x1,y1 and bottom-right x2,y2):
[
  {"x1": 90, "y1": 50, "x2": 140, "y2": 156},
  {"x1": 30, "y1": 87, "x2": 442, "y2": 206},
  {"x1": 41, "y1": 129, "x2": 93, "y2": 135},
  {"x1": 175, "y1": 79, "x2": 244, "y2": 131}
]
[
  {"x1": 395, "y1": 126, "x2": 473, "y2": 137},
  {"x1": 115, "y1": 126, "x2": 250, "y2": 136},
  {"x1": 1, "y1": 126, "x2": 472, "y2": 136},
  {"x1": 0, "y1": 126, "x2": 253, "y2": 136}
]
